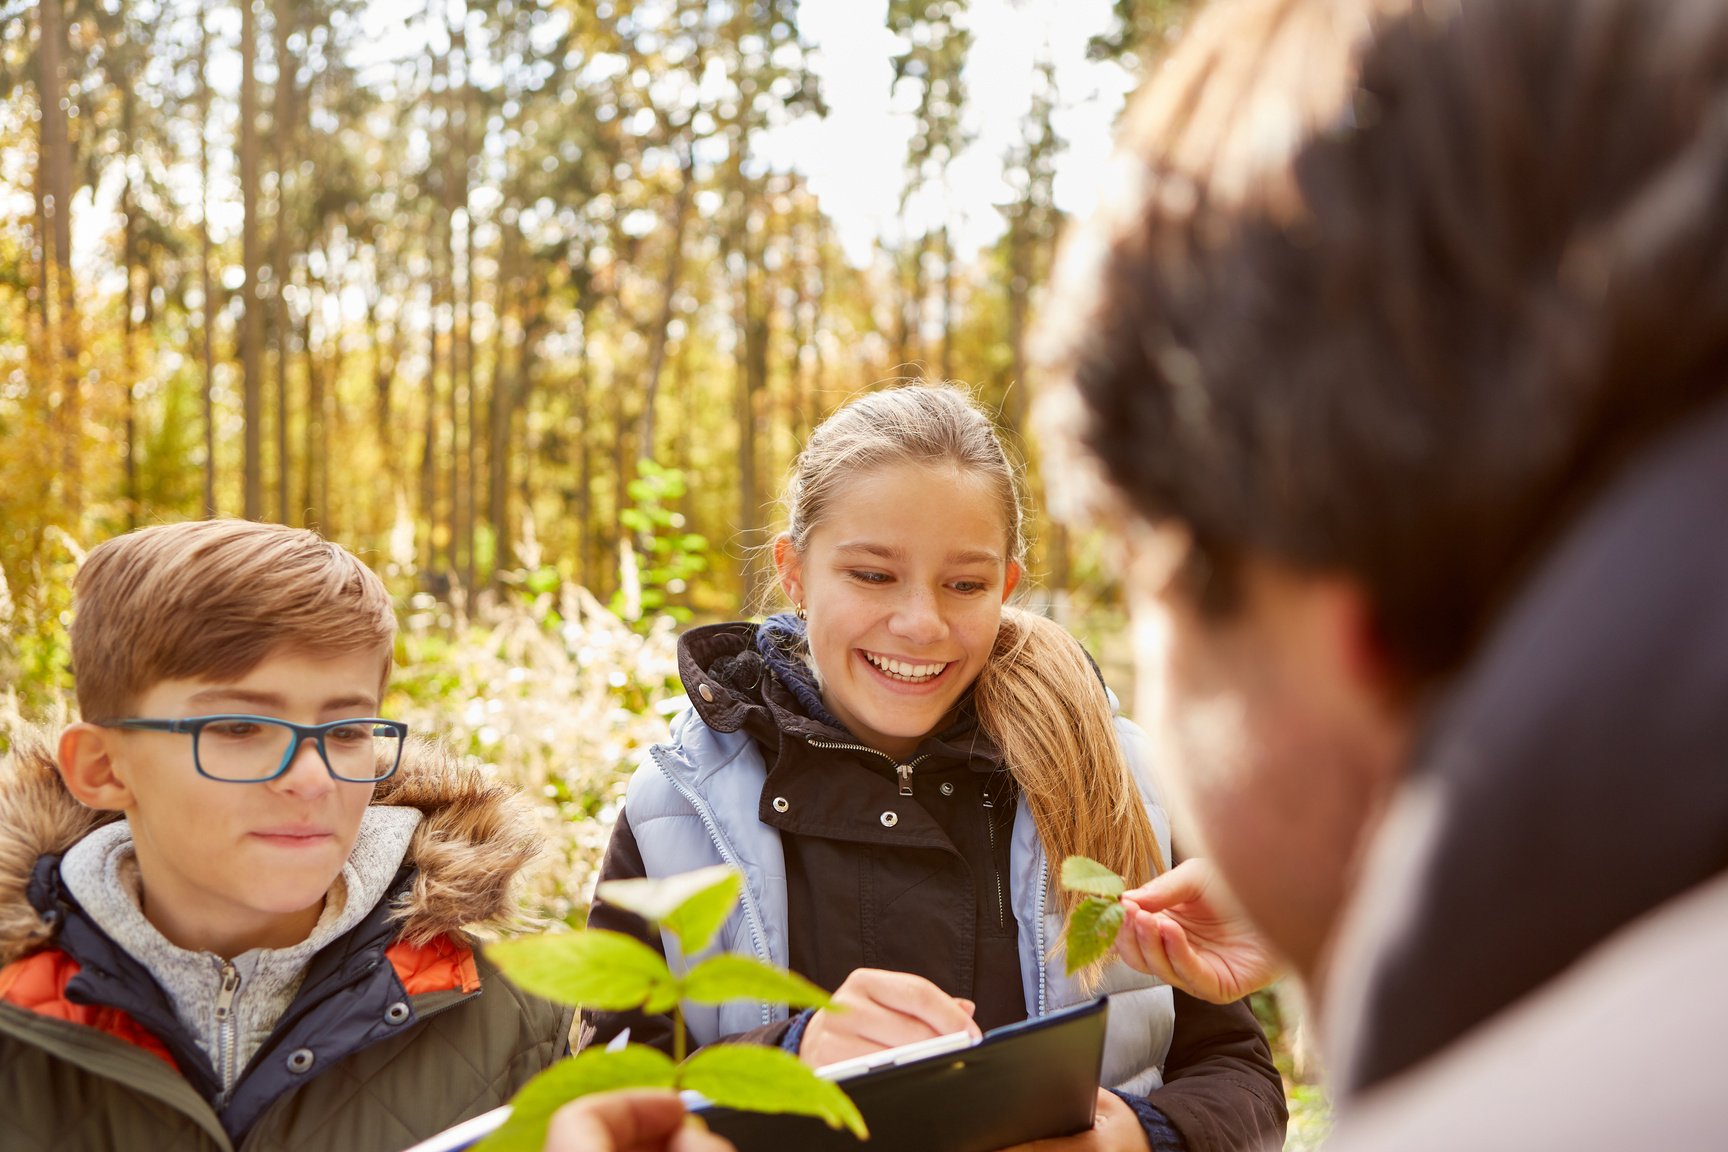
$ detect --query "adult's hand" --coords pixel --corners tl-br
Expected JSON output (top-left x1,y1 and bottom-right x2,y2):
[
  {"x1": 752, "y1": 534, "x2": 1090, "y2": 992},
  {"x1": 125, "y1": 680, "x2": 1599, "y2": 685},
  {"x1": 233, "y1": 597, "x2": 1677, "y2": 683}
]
[
  {"x1": 798, "y1": 967, "x2": 982, "y2": 1067},
  {"x1": 543, "y1": 1090, "x2": 735, "y2": 1152},
  {"x1": 1116, "y1": 858, "x2": 1282, "y2": 1004},
  {"x1": 1001, "y1": 1088, "x2": 1150, "y2": 1151}
]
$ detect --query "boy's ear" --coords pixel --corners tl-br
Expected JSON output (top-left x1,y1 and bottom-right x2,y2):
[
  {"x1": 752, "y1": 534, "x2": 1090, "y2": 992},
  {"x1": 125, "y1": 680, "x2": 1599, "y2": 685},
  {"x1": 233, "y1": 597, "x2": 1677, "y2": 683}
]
[
  {"x1": 58, "y1": 724, "x2": 136, "y2": 812},
  {"x1": 773, "y1": 535, "x2": 804, "y2": 607}
]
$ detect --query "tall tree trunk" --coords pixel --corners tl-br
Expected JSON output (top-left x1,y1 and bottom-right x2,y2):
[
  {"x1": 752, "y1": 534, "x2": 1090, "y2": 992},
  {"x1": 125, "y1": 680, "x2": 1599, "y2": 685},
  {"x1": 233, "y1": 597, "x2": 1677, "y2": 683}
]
[
  {"x1": 319, "y1": 240, "x2": 345, "y2": 535},
  {"x1": 272, "y1": 0, "x2": 296, "y2": 524},
  {"x1": 459, "y1": 51, "x2": 478, "y2": 597},
  {"x1": 38, "y1": 0, "x2": 82, "y2": 521},
  {"x1": 445, "y1": 6, "x2": 472, "y2": 597},
  {"x1": 788, "y1": 203, "x2": 814, "y2": 448},
  {"x1": 677, "y1": 331, "x2": 696, "y2": 531},
  {"x1": 417, "y1": 271, "x2": 439, "y2": 578},
  {"x1": 487, "y1": 223, "x2": 515, "y2": 583},
  {"x1": 575, "y1": 322, "x2": 594, "y2": 594},
  {"x1": 241, "y1": 0, "x2": 264, "y2": 519},
  {"x1": 422, "y1": 10, "x2": 451, "y2": 583},
  {"x1": 895, "y1": 230, "x2": 928, "y2": 378},
  {"x1": 300, "y1": 257, "x2": 322, "y2": 529},
  {"x1": 611, "y1": 335, "x2": 629, "y2": 604},
  {"x1": 1006, "y1": 216, "x2": 1031, "y2": 439},
  {"x1": 639, "y1": 133, "x2": 694, "y2": 463},
  {"x1": 734, "y1": 194, "x2": 767, "y2": 609},
  {"x1": 807, "y1": 218, "x2": 829, "y2": 439},
  {"x1": 939, "y1": 222, "x2": 954, "y2": 383},
  {"x1": 199, "y1": 0, "x2": 217, "y2": 517},
  {"x1": 120, "y1": 46, "x2": 140, "y2": 531}
]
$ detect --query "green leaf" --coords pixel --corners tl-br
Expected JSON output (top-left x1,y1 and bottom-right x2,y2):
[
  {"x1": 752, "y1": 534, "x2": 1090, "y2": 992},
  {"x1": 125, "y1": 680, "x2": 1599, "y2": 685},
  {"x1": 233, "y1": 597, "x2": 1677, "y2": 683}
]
[
  {"x1": 680, "y1": 1044, "x2": 869, "y2": 1140},
  {"x1": 597, "y1": 865, "x2": 741, "y2": 954},
  {"x1": 473, "y1": 1046, "x2": 678, "y2": 1152},
  {"x1": 643, "y1": 982, "x2": 683, "y2": 1015},
  {"x1": 486, "y1": 930, "x2": 676, "y2": 1010},
  {"x1": 684, "y1": 954, "x2": 835, "y2": 1011},
  {"x1": 1064, "y1": 895, "x2": 1126, "y2": 976},
  {"x1": 1061, "y1": 854, "x2": 1127, "y2": 899}
]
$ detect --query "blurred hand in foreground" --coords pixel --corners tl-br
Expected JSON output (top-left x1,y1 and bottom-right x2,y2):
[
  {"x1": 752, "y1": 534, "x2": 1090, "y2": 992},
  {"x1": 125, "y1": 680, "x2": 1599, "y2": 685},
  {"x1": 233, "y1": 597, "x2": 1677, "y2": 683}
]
[
  {"x1": 543, "y1": 1090, "x2": 735, "y2": 1152},
  {"x1": 1117, "y1": 858, "x2": 1283, "y2": 1004}
]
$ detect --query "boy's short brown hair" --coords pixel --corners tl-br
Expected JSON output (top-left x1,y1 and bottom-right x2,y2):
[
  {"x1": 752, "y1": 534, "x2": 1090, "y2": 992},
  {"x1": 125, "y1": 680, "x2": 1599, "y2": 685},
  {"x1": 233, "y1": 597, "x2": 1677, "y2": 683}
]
[{"x1": 70, "y1": 520, "x2": 395, "y2": 720}]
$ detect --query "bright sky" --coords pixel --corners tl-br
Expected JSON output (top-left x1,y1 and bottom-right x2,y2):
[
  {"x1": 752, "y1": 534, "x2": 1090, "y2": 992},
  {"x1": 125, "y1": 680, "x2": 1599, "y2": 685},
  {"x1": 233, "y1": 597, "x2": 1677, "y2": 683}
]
[
  {"x1": 59, "y1": 0, "x2": 1139, "y2": 279},
  {"x1": 759, "y1": 0, "x2": 1138, "y2": 265}
]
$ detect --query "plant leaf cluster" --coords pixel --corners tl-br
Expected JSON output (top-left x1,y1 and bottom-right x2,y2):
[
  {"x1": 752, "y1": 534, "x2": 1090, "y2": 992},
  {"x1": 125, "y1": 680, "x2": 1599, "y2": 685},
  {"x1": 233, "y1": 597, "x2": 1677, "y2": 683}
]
[
  {"x1": 481, "y1": 865, "x2": 867, "y2": 1151},
  {"x1": 1060, "y1": 855, "x2": 1128, "y2": 976}
]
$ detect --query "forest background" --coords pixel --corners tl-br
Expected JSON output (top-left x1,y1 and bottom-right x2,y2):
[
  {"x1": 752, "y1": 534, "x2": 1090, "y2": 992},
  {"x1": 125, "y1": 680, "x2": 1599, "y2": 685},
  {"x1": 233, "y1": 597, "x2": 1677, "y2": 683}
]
[{"x1": 1, "y1": 0, "x2": 1325, "y2": 1143}]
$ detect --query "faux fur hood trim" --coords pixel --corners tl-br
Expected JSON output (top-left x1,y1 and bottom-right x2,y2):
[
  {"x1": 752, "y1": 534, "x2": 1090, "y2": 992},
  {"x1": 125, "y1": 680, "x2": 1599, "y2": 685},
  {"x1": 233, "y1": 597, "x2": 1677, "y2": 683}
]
[{"x1": 0, "y1": 727, "x2": 546, "y2": 965}]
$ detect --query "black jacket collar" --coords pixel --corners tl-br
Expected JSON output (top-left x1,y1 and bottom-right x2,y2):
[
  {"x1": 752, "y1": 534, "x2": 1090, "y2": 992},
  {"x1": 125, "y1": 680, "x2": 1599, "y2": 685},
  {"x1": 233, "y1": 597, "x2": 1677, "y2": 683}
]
[{"x1": 675, "y1": 621, "x2": 1007, "y2": 771}]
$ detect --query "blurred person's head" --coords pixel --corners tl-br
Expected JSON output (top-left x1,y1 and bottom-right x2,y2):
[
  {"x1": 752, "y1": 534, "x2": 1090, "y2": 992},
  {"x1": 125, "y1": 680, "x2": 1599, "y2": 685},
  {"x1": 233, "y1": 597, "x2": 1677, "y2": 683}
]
[{"x1": 1036, "y1": 0, "x2": 1728, "y2": 985}]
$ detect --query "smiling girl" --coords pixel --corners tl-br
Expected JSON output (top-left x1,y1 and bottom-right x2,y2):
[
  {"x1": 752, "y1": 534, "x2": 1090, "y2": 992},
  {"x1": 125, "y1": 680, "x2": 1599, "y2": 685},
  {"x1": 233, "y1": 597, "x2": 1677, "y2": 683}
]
[{"x1": 584, "y1": 385, "x2": 1286, "y2": 1152}]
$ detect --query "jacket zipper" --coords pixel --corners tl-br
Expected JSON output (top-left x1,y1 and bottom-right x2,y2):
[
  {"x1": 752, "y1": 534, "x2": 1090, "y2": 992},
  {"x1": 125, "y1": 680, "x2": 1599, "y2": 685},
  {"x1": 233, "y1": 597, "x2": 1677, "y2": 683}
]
[
  {"x1": 806, "y1": 739, "x2": 931, "y2": 796},
  {"x1": 213, "y1": 961, "x2": 241, "y2": 1107},
  {"x1": 1035, "y1": 865, "x2": 1050, "y2": 1017},
  {"x1": 652, "y1": 746, "x2": 777, "y2": 1027},
  {"x1": 982, "y1": 789, "x2": 1007, "y2": 931}
]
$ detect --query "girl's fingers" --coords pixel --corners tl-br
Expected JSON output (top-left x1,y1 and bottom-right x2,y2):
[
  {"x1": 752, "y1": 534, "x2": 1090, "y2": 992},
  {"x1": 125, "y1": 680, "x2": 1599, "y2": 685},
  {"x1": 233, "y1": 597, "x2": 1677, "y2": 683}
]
[
  {"x1": 804, "y1": 969, "x2": 983, "y2": 1066},
  {"x1": 854, "y1": 969, "x2": 983, "y2": 1040}
]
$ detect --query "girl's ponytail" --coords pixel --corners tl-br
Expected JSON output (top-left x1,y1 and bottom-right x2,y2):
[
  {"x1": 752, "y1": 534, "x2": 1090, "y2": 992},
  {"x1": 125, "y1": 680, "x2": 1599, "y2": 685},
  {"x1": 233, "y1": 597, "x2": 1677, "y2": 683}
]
[{"x1": 974, "y1": 606, "x2": 1165, "y2": 984}]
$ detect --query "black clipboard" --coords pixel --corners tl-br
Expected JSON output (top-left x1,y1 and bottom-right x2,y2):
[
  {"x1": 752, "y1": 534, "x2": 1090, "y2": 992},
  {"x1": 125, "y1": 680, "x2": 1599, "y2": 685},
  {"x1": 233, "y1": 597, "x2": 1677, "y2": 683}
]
[{"x1": 693, "y1": 997, "x2": 1109, "y2": 1152}]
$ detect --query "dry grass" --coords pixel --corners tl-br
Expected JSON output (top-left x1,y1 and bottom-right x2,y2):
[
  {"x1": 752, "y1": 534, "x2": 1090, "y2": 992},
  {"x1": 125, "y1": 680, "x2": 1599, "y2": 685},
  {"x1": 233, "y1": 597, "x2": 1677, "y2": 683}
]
[{"x1": 386, "y1": 585, "x2": 685, "y2": 926}]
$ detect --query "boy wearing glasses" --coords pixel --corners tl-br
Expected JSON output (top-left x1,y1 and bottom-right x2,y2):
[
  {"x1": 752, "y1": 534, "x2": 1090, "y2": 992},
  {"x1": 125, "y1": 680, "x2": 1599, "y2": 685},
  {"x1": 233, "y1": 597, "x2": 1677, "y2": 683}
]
[{"x1": 0, "y1": 519, "x2": 573, "y2": 1150}]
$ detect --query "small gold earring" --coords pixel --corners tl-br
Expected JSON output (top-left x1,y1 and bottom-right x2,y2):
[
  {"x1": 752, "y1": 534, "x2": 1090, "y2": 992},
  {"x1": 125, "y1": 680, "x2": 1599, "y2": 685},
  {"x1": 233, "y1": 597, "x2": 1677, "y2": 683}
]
[{"x1": 795, "y1": 603, "x2": 807, "y2": 621}]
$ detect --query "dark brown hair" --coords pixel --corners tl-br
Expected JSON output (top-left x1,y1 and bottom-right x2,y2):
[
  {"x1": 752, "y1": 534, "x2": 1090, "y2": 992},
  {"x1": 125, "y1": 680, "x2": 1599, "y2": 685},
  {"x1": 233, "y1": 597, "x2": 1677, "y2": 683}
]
[
  {"x1": 1037, "y1": 0, "x2": 1728, "y2": 678},
  {"x1": 71, "y1": 520, "x2": 395, "y2": 719}
]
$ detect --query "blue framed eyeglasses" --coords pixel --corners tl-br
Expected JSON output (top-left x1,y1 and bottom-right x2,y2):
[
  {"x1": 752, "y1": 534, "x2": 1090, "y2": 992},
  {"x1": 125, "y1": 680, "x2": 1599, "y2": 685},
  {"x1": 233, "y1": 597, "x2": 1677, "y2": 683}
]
[{"x1": 93, "y1": 714, "x2": 409, "y2": 783}]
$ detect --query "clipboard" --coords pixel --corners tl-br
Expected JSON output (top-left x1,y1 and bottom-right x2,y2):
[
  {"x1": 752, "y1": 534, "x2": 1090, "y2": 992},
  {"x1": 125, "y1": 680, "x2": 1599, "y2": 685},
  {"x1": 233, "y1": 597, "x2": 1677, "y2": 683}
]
[
  {"x1": 402, "y1": 999, "x2": 1109, "y2": 1152},
  {"x1": 693, "y1": 997, "x2": 1110, "y2": 1152}
]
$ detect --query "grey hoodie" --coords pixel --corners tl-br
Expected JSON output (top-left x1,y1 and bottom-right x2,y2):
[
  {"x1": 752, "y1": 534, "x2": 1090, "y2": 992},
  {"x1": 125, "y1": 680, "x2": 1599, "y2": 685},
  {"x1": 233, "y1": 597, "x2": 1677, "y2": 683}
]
[{"x1": 59, "y1": 806, "x2": 421, "y2": 1101}]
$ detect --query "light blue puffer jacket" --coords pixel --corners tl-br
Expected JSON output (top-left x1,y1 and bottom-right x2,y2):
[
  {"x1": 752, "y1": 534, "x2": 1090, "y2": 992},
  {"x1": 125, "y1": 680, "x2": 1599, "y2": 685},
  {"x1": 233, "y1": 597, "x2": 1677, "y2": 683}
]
[{"x1": 625, "y1": 701, "x2": 1177, "y2": 1095}]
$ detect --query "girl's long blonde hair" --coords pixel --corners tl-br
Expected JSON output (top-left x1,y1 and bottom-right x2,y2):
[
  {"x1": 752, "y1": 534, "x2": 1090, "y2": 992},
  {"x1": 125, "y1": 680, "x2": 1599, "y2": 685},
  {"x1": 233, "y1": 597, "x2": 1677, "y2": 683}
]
[
  {"x1": 783, "y1": 385, "x2": 1165, "y2": 970},
  {"x1": 977, "y1": 606, "x2": 1166, "y2": 918}
]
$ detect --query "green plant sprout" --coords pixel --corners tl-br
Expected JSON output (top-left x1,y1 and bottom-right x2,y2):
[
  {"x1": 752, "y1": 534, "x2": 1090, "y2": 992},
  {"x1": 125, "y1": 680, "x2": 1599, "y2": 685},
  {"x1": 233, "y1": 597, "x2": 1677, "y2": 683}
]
[
  {"x1": 1060, "y1": 856, "x2": 1130, "y2": 976},
  {"x1": 479, "y1": 865, "x2": 868, "y2": 1151}
]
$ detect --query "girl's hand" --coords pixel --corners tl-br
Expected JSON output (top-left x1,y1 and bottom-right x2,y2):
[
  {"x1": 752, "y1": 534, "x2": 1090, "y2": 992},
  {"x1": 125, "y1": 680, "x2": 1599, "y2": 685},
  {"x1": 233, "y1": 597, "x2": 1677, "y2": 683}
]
[
  {"x1": 1001, "y1": 1089, "x2": 1150, "y2": 1151},
  {"x1": 1116, "y1": 858, "x2": 1283, "y2": 1004},
  {"x1": 798, "y1": 968, "x2": 982, "y2": 1068},
  {"x1": 543, "y1": 1090, "x2": 735, "y2": 1152}
]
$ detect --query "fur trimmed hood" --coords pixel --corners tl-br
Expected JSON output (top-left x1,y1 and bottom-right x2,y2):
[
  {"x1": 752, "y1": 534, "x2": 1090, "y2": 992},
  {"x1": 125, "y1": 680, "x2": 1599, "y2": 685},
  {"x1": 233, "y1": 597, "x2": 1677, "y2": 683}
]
[{"x1": 0, "y1": 727, "x2": 547, "y2": 966}]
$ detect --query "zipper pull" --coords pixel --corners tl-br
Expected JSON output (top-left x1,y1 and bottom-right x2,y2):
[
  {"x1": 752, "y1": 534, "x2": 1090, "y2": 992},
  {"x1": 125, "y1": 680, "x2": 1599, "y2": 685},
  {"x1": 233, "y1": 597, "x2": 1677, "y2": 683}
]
[
  {"x1": 214, "y1": 963, "x2": 240, "y2": 1021},
  {"x1": 981, "y1": 790, "x2": 994, "y2": 809},
  {"x1": 897, "y1": 762, "x2": 914, "y2": 797}
]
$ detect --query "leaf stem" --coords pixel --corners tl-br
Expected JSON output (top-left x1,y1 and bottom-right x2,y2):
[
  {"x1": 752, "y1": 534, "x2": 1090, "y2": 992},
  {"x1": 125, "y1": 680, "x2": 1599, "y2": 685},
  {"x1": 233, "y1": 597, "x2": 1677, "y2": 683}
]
[{"x1": 674, "y1": 1004, "x2": 687, "y2": 1065}]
